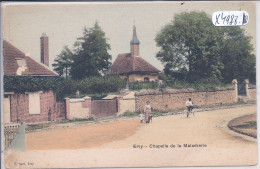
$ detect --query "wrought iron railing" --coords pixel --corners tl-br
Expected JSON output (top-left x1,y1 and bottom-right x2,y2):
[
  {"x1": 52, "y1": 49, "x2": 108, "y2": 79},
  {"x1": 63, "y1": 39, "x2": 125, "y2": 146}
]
[{"x1": 4, "y1": 122, "x2": 22, "y2": 148}]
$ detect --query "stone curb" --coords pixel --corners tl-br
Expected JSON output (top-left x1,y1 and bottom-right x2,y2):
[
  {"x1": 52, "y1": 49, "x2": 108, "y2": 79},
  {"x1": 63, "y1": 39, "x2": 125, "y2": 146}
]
[{"x1": 227, "y1": 114, "x2": 257, "y2": 139}]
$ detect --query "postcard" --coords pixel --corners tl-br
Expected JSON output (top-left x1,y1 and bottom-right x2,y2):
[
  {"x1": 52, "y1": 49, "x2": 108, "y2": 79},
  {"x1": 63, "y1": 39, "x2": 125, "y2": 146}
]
[{"x1": 1, "y1": 1, "x2": 258, "y2": 168}]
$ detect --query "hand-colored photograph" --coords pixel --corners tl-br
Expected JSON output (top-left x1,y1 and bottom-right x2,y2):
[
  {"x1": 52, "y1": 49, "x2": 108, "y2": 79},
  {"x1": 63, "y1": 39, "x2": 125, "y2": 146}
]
[{"x1": 1, "y1": 1, "x2": 257, "y2": 168}]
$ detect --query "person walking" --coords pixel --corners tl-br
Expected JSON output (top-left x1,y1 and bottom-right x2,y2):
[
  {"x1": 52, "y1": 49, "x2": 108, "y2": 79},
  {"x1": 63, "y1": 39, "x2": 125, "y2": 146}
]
[
  {"x1": 144, "y1": 101, "x2": 152, "y2": 123},
  {"x1": 185, "y1": 98, "x2": 193, "y2": 118}
]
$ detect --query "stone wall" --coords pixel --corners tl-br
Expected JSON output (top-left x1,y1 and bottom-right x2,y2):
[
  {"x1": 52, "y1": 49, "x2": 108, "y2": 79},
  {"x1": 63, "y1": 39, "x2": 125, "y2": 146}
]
[
  {"x1": 135, "y1": 87, "x2": 237, "y2": 112},
  {"x1": 248, "y1": 88, "x2": 256, "y2": 100}
]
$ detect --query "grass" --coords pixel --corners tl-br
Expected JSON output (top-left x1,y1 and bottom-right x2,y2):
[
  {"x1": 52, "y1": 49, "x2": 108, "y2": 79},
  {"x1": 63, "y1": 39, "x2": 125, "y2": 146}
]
[
  {"x1": 151, "y1": 111, "x2": 170, "y2": 115},
  {"x1": 58, "y1": 117, "x2": 95, "y2": 124},
  {"x1": 95, "y1": 116, "x2": 119, "y2": 122},
  {"x1": 191, "y1": 101, "x2": 249, "y2": 111},
  {"x1": 26, "y1": 123, "x2": 50, "y2": 131},
  {"x1": 122, "y1": 111, "x2": 139, "y2": 117},
  {"x1": 228, "y1": 114, "x2": 257, "y2": 138},
  {"x1": 234, "y1": 121, "x2": 257, "y2": 129},
  {"x1": 26, "y1": 117, "x2": 95, "y2": 131},
  {"x1": 122, "y1": 109, "x2": 185, "y2": 117}
]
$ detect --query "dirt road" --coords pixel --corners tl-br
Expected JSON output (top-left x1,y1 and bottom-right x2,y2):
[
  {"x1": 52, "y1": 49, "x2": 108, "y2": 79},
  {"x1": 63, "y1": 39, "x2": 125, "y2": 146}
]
[
  {"x1": 26, "y1": 119, "x2": 140, "y2": 150},
  {"x1": 102, "y1": 105, "x2": 257, "y2": 149},
  {"x1": 5, "y1": 105, "x2": 257, "y2": 168}
]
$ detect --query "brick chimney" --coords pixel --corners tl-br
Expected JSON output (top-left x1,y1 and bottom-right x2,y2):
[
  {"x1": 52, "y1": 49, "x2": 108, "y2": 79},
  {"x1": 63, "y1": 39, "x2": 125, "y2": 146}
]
[{"x1": 40, "y1": 33, "x2": 49, "y2": 66}]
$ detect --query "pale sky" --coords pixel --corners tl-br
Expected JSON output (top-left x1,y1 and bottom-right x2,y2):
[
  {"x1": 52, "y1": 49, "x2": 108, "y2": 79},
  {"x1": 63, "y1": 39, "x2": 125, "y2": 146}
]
[{"x1": 2, "y1": 1, "x2": 256, "y2": 71}]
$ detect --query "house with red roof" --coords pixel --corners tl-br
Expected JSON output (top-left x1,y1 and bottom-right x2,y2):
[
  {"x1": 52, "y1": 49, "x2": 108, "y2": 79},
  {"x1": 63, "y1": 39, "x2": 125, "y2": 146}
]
[
  {"x1": 3, "y1": 35, "x2": 66, "y2": 123},
  {"x1": 3, "y1": 37, "x2": 57, "y2": 77},
  {"x1": 109, "y1": 25, "x2": 160, "y2": 82}
]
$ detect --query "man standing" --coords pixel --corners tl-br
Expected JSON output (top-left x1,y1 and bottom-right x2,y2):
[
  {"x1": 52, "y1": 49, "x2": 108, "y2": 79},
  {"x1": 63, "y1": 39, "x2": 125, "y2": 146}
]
[{"x1": 186, "y1": 98, "x2": 193, "y2": 118}]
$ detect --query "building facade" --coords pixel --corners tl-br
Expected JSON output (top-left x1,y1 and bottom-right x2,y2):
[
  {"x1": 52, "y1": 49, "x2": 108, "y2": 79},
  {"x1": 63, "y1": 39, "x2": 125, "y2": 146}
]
[{"x1": 3, "y1": 37, "x2": 66, "y2": 123}]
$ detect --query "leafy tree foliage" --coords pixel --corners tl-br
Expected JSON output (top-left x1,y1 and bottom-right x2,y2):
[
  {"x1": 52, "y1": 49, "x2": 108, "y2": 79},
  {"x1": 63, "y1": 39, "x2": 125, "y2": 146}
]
[
  {"x1": 52, "y1": 46, "x2": 73, "y2": 78},
  {"x1": 220, "y1": 27, "x2": 256, "y2": 83},
  {"x1": 155, "y1": 11, "x2": 255, "y2": 83},
  {"x1": 70, "y1": 22, "x2": 112, "y2": 79}
]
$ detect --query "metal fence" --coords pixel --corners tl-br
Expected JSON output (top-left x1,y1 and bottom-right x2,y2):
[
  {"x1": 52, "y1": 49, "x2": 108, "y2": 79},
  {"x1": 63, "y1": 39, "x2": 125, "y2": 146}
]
[
  {"x1": 4, "y1": 122, "x2": 22, "y2": 148},
  {"x1": 238, "y1": 84, "x2": 246, "y2": 96}
]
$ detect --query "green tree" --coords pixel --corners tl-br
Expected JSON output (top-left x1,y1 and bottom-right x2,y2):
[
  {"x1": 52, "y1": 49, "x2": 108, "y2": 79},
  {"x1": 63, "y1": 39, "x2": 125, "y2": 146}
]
[
  {"x1": 220, "y1": 27, "x2": 256, "y2": 83},
  {"x1": 70, "y1": 22, "x2": 112, "y2": 79},
  {"x1": 155, "y1": 11, "x2": 255, "y2": 83},
  {"x1": 52, "y1": 46, "x2": 73, "y2": 78}
]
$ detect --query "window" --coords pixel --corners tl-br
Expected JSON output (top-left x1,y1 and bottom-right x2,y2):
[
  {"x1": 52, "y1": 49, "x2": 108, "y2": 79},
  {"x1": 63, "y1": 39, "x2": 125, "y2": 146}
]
[
  {"x1": 144, "y1": 77, "x2": 150, "y2": 82},
  {"x1": 29, "y1": 92, "x2": 41, "y2": 115},
  {"x1": 15, "y1": 58, "x2": 28, "y2": 75}
]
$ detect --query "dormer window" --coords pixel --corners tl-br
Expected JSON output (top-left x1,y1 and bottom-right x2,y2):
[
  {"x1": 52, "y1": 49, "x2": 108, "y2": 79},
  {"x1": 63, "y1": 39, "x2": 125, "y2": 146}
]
[{"x1": 16, "y1": 58, "x2": 28, "y2": 75}]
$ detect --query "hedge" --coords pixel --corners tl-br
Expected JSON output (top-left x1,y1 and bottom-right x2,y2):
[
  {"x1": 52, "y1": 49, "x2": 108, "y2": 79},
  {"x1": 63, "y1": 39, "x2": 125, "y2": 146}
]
[
  {"x1": 4, "y1": 75, "x2": 232, "y2": 101},
  {"x1": 4, "y1": 75, "x2": 125, "y2": 100}
]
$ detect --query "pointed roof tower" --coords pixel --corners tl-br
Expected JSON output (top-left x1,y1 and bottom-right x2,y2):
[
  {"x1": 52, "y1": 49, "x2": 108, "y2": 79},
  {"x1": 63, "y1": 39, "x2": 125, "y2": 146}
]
[
  {"x1": 109, "y1": 24, "x2": 160, "y2": 81},
  {"x1": 130, "y1": 25, "x2": 140, "y2": 45},
  {"x1": 130, "y1": 25, "x2": 140, "y2": 57}
]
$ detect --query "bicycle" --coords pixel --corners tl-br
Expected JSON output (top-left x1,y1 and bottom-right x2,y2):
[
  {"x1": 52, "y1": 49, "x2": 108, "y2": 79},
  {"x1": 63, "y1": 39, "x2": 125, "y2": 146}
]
[{"x1": 186, "y1": 106, "x2": 194, "y2": 118}]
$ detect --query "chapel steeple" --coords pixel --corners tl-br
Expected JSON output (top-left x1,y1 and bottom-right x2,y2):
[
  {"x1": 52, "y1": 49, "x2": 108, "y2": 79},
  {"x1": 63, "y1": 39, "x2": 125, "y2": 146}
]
[{"x1": 130, "y1": 25, "x2": 140, "y2": 56}]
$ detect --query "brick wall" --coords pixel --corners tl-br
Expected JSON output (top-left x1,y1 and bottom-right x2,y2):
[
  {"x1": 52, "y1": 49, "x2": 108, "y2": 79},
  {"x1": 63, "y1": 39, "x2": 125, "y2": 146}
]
[
  {"x1": 40, "y1": 91, "x2": 56, "y2": 121},
  {"x1": 54, "y1": 101, "x2": 66, "y2": 121},
  {"x1": 135, "y1": 87, "x2": 237, "y2": 112},
  {"x1": 91, "y1": 100, "x2": 117, "y2": 119},
  {"x1": 10, "y1": 93, "x2": 29, "y2": 122},
  {"x1": 10, "y1": 91, "x2": 65, "y2": 123}
]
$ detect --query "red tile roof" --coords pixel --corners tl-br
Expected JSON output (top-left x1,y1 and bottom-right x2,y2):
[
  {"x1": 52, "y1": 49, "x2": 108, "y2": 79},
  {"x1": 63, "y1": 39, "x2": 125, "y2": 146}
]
[
  {"x1": 3, "y1": 40, "x2": 57, "y2": 76},
  {"x1": 109, "y1": 53, "x2": 160, "y2": 75}
]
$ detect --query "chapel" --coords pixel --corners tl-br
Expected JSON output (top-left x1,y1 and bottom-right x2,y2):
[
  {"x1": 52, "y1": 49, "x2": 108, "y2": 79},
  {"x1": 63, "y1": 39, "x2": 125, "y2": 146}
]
[{"x1": 109, "y1": 25, "x2": 160, "y2": 82}]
